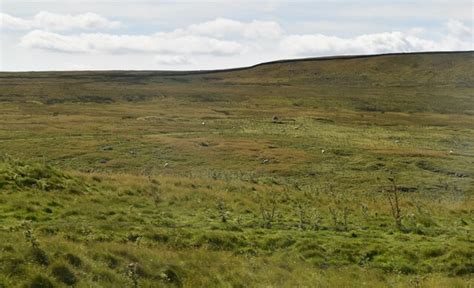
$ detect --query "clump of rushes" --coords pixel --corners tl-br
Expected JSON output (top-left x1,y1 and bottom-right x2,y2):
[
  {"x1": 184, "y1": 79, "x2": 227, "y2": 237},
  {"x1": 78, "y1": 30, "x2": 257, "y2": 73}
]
[
  {"x1": 294, "y1": 200, "x2": 314, "y2": 231},
  {"x1": 328, "y1": 191, "x2": 351, "y2": 231},
  {"x1": 297, "y1": 202, "x2": 307, "y2": 230},
  {"x1": 255, "y1": 190, "x2": 278, "y2": 229},
  {"x1": 149, "y1": 178, "x2": 162, "y2": 208},
  {"x1": 360, "y1": 203, "x2": 369, "y2": 219},
  {"x1": 51, "y1": 264, "x2": 77, "y2": 285},
  {"x1": 22, "y1": 221, "x2": 40, "y2": 249},
  {"x1": 22, "y1": 221, "x2": 49, "y2": 265},
  {"x1": 127, "y1": 262, "x2": 139, "y2": 288},
  {"x1": 217, "y1": 200, "x2": 229, "y2": 223},
  {"x1": 382, "y1": 173, "x2": 404, "y2": 230}
]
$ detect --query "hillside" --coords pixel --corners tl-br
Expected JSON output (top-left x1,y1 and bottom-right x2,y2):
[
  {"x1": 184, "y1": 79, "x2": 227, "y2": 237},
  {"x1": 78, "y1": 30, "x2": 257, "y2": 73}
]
[
  {"x1": 1, "y1": 52, "x2": 473, "y2": 116},
  {"x1": 0, "y1": 52, "x2": 473, "y2": 287}
]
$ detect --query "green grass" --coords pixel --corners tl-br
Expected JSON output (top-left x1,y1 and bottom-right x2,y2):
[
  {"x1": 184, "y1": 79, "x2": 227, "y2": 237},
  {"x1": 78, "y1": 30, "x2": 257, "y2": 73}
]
[{"x1": 0, "y1": 52, "x2": 473, "y2": 287}]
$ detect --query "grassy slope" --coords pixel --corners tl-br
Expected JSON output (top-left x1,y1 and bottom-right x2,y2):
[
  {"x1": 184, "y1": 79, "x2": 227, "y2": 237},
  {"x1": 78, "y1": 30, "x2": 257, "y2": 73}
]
[{"x1": 0, "y1": 52, "x2": 473, "y2": 287}]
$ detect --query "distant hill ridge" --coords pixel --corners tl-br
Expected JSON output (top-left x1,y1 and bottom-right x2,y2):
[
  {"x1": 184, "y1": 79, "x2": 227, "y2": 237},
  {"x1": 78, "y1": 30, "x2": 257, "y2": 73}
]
[
  {"x1": 0, "y1": 51, "x2": 472, "y2": 114},
  {"x1": 0, "y1": 50, "x2": 472, "y2": 77}
]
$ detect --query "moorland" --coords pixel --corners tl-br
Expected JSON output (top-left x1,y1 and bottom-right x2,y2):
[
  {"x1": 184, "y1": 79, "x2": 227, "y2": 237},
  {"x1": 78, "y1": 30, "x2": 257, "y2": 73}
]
[{"x1": 0, "y1": 51, "x2": 473, "y2": 287}]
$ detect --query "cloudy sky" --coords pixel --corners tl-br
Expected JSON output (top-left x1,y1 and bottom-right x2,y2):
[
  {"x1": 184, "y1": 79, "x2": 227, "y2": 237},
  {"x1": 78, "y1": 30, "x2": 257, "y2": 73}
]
[{"x1": 1, "y1": 0, "x2": 472, "y2": 71}]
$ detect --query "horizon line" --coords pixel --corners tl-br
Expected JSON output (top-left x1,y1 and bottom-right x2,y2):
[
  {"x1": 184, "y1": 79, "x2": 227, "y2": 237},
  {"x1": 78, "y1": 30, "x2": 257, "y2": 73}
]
[{"x1": 1, "y1": 50, "x2": 472, "y2": 75}]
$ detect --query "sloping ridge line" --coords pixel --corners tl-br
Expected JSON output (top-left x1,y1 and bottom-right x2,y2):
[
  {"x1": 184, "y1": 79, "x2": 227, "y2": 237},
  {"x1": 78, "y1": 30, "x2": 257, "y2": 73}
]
[
  {"x1": 1, "y1": 50, "x2": 472, "y2": 76},
  {"x1": 171, "y1": 50, "x2": 474, "y2": 76}
]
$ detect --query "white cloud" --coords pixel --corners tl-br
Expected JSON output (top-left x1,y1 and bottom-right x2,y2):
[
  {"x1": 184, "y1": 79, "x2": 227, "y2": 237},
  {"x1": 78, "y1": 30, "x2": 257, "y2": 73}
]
[
  {"x1": 153, "y1": 55, "x2": 193, "y2": 66},
  {"x1": 20, "y1": 30, "x2": 245, "y2": 56},
  {"x1": 4, "y1": 9, "x2": 473, "y2": 71},
  {"x1": 17, "y1": 18, "x2": 473, "y2": 66},
  {"x1": 279, "y1": 20, "x2": 472, "y2": 56},
  {"x1": 186, "y1": 18, "x2": 283, "y2": 39},
  {"x1": 406, "y1": 27, "x2": 426, "y2": 36},
  {"x1": 68, "y1": 64, "x2": 93, "y2": 70},
  {"x1": 0, "y1": 11, "x2": 120, "y2": 30},
  {"x1": 445, "y1": 19, "x2": 472, "y2": 39},
  {"x1": 0, "y1": 13, "x2": 32, "y2": 30},
  {"x1": 333, "y1": 3, "x2": 473, "y2": 22},
  {"x1": 279, "y1": 32, "x2": 430, "y2": 56},
  {"x1": 16, "y1": 18, "x2": 282, "y2": 58},
  {"x1": 18, "y1": 18, "x2": 281, "y2": 56}
]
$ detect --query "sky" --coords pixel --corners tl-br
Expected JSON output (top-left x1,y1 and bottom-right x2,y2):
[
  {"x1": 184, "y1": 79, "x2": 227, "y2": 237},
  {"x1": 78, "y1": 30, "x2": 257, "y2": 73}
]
[{"x1": 0, "y1": 0, "x2": 472, "y2": 71}]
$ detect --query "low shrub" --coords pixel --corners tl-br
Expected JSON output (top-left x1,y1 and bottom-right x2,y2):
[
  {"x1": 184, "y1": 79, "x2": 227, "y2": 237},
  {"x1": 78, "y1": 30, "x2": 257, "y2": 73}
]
[
  {"x1": 51, "y1": 264, "x2": 77, "y2": 285},
  {"x1": 29, "y1": 275, "x2": 54, "y2": 288}
]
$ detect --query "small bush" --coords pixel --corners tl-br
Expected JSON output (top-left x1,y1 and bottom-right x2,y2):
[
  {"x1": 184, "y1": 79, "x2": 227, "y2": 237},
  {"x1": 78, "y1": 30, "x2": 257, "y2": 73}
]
[
  {"x1": 194, "y1": 232, "x2": 244, "y2": 251},
  {"x1": 91, "y1": 269, "x2": 115, "y2": 283},
  {"x1": 2, "y1": 257, "x2": 24, "y2": 276},
  {"x1": 159, "y1": 266, "x2": 183, "y2": 287},
  {"x1": 103, "y1": 254, "x2": 120, "y2": 269},
  {"x1": 416, "y1": 215, "x2": 437, "y2": 228},
  {"x1": 148, "y1": 233, "x2": 169, "y2": 243},
  {"x1": 422, "y1": 246, "x2": 445, "y2": 258},
  {"x1": 453, "y1": 263, "x2": 474, "y2": 276},
  {"x1": 359, "y1": 249, "x2": 381, "y2": 265},
  {"x1": 29, "y1": 275, "x2": 54, "y2": 288},
  {"x1": 398, "y1": 263, "x2": 416, "y2": 274},
  {"x1": 65, "y1": 253, "x2": 82, "y2": 268},
  {"x1": 262, "y1": 235, "x2": 296, "y2": 251},
  {"x1": 0, "y1": 157, "x2": 87, "y2": 193},
  {"x1": 51, "y1": 264, "x2": 77, "y2": 285},
  {"x1": 31, "y1": 248, "x2": 49, "y2": 266}
]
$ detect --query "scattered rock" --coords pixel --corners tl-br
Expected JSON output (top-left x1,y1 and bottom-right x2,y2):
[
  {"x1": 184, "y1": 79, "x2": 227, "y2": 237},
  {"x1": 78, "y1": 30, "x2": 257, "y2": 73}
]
[
  {"x1": 449, "y1": 171, "x2": 468, "y2": 178},
  {"x1": 137, "y1": 116, "x2": 160, "y2": 121},
  {"x1": 101, "y1": 145, "x2": 113, "y2": 151}
]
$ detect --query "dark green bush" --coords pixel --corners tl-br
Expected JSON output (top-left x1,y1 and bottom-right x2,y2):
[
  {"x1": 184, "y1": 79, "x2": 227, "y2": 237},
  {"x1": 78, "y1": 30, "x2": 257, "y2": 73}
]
[
  {"x1": 31, "y1": 248, "x2": 49, "y2": 266},
  {"x1": 29, "y1": 275, "x2": 54, "y2": 288},
  {"x1": 51, "y1": 264, "x2": 76, "y2": 285},
  {"x1": 65, "y1": 253, "x2": 82, "y2": 268}
]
